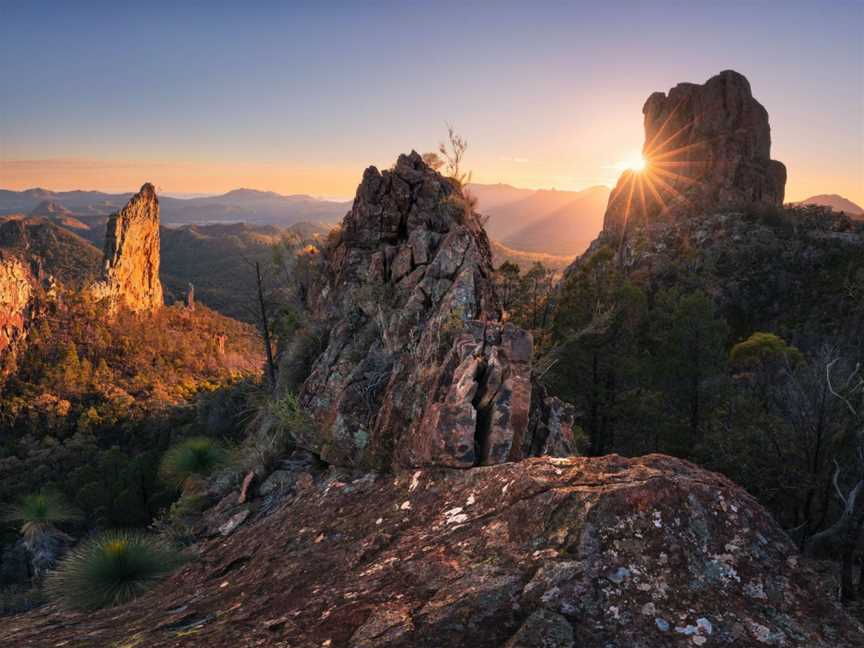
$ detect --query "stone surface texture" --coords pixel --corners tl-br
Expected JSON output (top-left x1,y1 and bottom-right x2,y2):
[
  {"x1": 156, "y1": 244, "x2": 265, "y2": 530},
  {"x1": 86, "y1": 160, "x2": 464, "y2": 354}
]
[
  {"x1": 3, "y1": 454, "x2": 862, "y2": 647},
  {"x1": 296, "y1": 152, "x2": 577, "y2": 469},
  {"x1": 90, "y1": 183, "x2": 163, "y2": 313},
  {"x1": 0, "y1": 253, "x2": 34, "y2": 366},
  {"x1": 603, "y1": 70, "x2": 786, "y2": 238}
]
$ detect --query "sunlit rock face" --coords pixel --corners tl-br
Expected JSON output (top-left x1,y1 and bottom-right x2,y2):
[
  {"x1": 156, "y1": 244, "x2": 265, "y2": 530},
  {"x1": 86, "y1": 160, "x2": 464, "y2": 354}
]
[
  {"x1": 90, "y1": 183, "x2": 163, "y2": 313},
  {"x1": 297, "y1": 152, "x2": 578, "y2": 469},
  {"x1": 0, "y1": 253, "x2": 34, "y2": 367},
  {"x1": 603, "y1": 70, "x2": 787, "y2": 238}
]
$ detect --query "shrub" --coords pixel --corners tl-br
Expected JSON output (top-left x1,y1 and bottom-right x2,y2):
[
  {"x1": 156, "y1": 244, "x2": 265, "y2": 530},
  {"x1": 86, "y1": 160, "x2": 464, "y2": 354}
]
[
  {"x1": 46, "y1": 530, "x2": 184, "y2": 610},
  {"x1": 240, "y1": 392, "x2": 316, "y2": 474},
  {"x1": 0, "y1": 585, "x2": 47, "y2": 615},
  {"x1": 729, "y1": 332, "x2": 803, "y2": 370},
  {"x1": 159, "y1": 437, "x2": 227, "y2": 488},
  {"x1": 2, "y1": 492, "x2": 81, "y2": 540}
]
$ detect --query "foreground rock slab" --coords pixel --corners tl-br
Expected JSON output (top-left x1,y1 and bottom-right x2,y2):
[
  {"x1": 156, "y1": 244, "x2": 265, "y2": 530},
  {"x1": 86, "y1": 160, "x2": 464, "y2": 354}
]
[{"x1": 4, "y1": 455, "x2": 861, "y2": 647}]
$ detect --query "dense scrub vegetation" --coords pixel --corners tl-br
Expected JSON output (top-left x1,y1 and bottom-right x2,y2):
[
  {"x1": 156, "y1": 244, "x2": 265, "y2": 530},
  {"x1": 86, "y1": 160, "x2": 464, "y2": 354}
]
[
  {"x1": 532, "y1": 205, "x2": 864, "y2": 601},
  {"x1": 159, "y1": 223, "x2": 326, "y2": 323},
  {"x1": 0, "y1": 292, "x2": 261, "y2": 540}
]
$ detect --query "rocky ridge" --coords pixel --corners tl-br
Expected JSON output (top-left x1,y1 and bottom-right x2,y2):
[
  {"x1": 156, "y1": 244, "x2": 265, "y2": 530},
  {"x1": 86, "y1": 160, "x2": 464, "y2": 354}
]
[
  {"x1": 603, "y1": 70, "x2": 786, "y2": 239},
  {"x1": 294, "y1": 152, "x2": 578, "y2": 469},
  {"x1": 90, "y1": 183, "x2": 163, "y2": 313},
  {"x1": 3, "y1": 454, "x2": 862, "y2": 647}
]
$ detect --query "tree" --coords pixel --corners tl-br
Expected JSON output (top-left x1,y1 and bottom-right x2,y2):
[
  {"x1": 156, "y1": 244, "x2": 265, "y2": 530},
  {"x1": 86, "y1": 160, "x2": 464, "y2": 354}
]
[
  {"x1": 805, "y1": 356, "x2": 864, "y2": 603},
  {"x1": 255, "y1": 261, "x2": 278, "y2": 387},
  {"x1": 496, "y1": 261, "x2": 521, "y2": 314},
  {"x1": 522, "y1": 262, "x2": 556, "y2": 331},
  {"x1": 650, "y1": 290, "x2": 728, "y2": 448},
  {"x1": 437, "y1": 123, "x2": 470, "y2": 186},
  {"x1": 729, "y1": 332, "x2": 803, "y2": 372},
  {"x1": 548, "y1": 255, "x2": 649, "y2": 455}
]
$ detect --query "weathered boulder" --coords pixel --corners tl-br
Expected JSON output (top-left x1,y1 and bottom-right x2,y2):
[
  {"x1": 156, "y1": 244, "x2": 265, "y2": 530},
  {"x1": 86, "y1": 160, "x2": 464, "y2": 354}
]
[
  {"x1": 90, "y1": 183, "x2": 163, "y2": 313},
  {"x1": 0, "y1": 253, "x2": 34, "y2": 369},
  {"x1": 296, "y1": 152, "x2": 577, "y2": 469},
  {"x1": 603, "y1": 70, "x2": 786, "y2": 239},
  {"x1": 5, "y1": 455, "x2": 862, "y2": 646},
  {"x1": 22, "y1": 530, "x2": 73, "y2": 580}
]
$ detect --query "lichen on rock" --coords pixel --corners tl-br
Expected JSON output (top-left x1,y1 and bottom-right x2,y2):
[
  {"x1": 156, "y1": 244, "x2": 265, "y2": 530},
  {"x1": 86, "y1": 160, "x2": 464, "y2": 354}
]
[
  {"x1": 603, "y1": 70, "x2": 787, "y2": 239},
  {"x1": 4, "y1": 454, "x2": 862, "y2": 646},
  {"x1": 294, "y1": 151, "x2": 578, "y2": 469}
]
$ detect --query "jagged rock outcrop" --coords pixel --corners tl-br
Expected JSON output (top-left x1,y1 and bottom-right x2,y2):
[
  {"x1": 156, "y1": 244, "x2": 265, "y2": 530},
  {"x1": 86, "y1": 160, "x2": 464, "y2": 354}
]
[
  {"x1": 4, "y1": 454, "x2": 863, "y2": 646},
  {"x1": 90, "y1": 183, "x2": 163, "y2": 313},
  {"x1": 603, "y1": 70, "x2": 786, "y2": 239},
  {"x1": 0, "y1": 253, "x2": 34, "y2": 368},
  {"x1": 295, "y1": 152, "x2": 577, "y2": 469}
]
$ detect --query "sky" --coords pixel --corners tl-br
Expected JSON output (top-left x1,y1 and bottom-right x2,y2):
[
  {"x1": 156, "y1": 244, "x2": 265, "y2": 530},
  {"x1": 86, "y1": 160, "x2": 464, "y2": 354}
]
[{"x1": 0, "y1": 1, "x2": 861, "y2": 204}]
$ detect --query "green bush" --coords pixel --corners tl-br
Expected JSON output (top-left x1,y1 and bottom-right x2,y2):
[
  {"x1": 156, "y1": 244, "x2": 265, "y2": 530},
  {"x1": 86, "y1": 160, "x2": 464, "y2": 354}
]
[
  {"x1": 46, "y1": 530, "x2": 184, "y2": 610},
  {"x1": 729, "y1": 331, "x2": 803, "y2": 370},
  {"x1": 2, "y1": 492, "x2": 81, "y2": 540},
  {"x1": 159, "y1": 437, "x2": 227, "y2": 488}
]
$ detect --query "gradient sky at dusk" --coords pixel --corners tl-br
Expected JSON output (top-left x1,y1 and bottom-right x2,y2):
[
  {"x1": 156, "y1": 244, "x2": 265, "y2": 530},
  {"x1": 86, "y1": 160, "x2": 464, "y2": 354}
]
[{"x1": 1, "y1": 1, "x2": 861, "y2": 203}]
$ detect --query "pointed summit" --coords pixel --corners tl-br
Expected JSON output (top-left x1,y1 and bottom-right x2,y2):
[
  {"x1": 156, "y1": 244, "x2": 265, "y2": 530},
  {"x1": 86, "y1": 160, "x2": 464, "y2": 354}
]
[{"x1": 90, "y1": 183, "x2": 163, "y2": 313}]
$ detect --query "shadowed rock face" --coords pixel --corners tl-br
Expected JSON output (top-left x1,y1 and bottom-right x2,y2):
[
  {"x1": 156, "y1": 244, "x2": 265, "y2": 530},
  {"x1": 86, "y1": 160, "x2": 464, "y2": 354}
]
[
  {"x1": 297, "y1": 152, "x2": 577, "y2": 469},
  {"x1": 603, "y1": 70, "x2": 786, "y2": 238},
  {"x1": 90, "y1": 183, "x2": 163, "y2": 313},
  {"x1": 0, "y1": 254, "x2": 33, "y2": 366},
  {"x1": 4, "y1": 455, "x2": 862, "y2": 646}
]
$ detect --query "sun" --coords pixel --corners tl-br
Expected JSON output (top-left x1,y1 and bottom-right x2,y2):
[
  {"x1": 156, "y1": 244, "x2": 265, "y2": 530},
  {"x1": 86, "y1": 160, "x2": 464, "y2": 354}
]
[
  {"x1": 608, "y1": 153, "x2": 649, "y2": 175},
  {"x1": 619, "y1": 154, "x2": 647, "y2": 173}
]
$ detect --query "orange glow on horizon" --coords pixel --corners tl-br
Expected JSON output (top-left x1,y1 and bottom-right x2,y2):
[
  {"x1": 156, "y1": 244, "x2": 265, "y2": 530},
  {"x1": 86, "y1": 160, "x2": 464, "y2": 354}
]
[{"x1": 0, "y1": 154, "x2": 854, "y2": 207}]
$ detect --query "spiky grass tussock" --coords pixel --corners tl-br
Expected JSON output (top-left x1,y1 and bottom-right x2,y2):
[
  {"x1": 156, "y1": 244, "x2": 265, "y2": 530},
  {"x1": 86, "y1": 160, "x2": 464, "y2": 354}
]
[
  {"x1": 2, "y1": 492, "x2": 81, "y2": 540},
  {"x1": 46, "y1": 530, "x2": 185, "y2": 610},
  {"x1": 159, "y1": 436, "x2": 227, "y2": 488}
]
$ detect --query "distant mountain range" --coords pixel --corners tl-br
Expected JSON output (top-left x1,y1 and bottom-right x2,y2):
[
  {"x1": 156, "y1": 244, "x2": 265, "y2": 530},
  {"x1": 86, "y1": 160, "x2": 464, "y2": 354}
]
[
  {"x1": 4, "y1": 185, "x2": 859, "y2": 262},
  {"x1": 0, "y1": 187, "x2": 351, "y2": 228},
  {"x1": 1, "y1": 183, "x2": 611, "y2": 258},
  {"x1": 467, "y1": 183, "x2": 611, "y2": 256},
  {"x1": 796, "y1": 194, "x2": 863, "y2": 217}
]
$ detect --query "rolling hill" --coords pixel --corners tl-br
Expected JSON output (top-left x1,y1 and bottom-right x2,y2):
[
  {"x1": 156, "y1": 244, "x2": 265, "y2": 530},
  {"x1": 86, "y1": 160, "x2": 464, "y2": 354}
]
[
  {"x1": 0, "y1": 214, "x2": 102, "y2": 285},
  {"x1": 470, "y1": 183, "x2": 610, "y2": 256},
  {"x1": 797, "y1": 194, "x2": 863, "y2": 217}
]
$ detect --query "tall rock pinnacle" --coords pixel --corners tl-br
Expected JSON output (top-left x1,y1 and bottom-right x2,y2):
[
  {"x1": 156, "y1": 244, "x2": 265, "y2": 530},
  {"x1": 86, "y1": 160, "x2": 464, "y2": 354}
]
[
  {"x1": 603, "y1": 70, "x2": 787, "y2": 238},
  {"x1": 294, "y1": 152, "x2": 579, "y2": 470},
  {"x1": 91, "y1": 183, "x2": 163, "y2": 313}
]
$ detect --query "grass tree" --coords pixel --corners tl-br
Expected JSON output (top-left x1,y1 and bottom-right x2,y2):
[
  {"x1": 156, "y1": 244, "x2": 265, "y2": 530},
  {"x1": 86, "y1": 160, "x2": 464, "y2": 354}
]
[
  {"x1": 46, "y1": 530, "x2": 185, "y2": 610},
  {"x1": 2, "y1": 492, "x2": 80, "y2": 541},
  {"x1": 159, "y1": 437, "x2": 228, "y2": 489}
]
